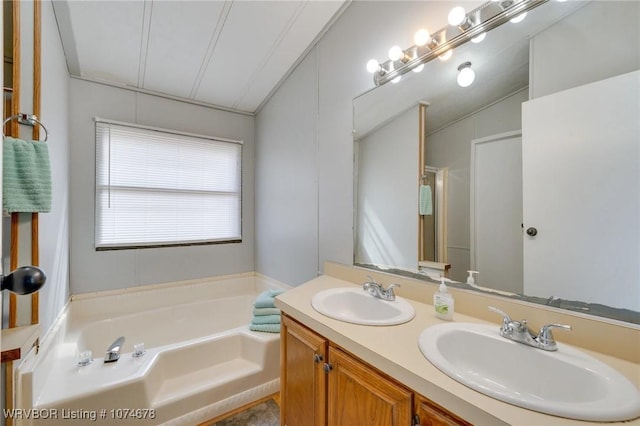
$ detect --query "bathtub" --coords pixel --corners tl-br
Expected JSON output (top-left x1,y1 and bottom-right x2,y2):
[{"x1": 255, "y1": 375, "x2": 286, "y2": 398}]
[{"x1": 14, "y1": 272, "x2": 287, "y2": 425}]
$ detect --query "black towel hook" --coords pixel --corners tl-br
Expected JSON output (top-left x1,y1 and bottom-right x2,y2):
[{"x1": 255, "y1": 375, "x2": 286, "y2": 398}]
[{"x1": 2, "y1": 113, "x2": 49, "y2": 142}]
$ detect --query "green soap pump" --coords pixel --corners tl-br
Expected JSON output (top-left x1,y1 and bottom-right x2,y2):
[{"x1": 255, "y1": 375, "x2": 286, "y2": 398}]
[{"x1": 433, "y1": 277, "x2": 454, "y2": 320}]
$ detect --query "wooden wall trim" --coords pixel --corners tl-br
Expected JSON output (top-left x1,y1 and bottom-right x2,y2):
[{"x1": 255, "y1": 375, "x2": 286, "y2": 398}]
[
  {"x1": 31, "y1": 0, "x2": 42, "y2": 325},
  {"x1": 1, "y1": 349, "x2": 20, "y2": 363},
  {"x1": 10, "y1": 0, "x2": 20, "y2": 136},
  {"x1": 8, "y1": 0, "x2": 22, "y2": 330},
  {"x1": 417, "y1": 103, "x2": 427, "y2": 262}
]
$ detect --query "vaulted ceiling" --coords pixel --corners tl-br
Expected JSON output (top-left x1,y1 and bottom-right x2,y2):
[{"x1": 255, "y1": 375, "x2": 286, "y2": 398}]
[{"x1": 53, "y1": 0, "x2": 346, "y2": 114}]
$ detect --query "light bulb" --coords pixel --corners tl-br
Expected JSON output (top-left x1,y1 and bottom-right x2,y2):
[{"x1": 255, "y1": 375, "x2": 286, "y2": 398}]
[
  {"x1": 388, "y1": 46, "x2": 404, "y2": 61},
  {"x1": 412, "y1": 64, "x2": 425, "y2": 73},
  {"x1": 414, "y1": 29, "x2": 431, "y2": 47},
  {"x1": 366, "y1": 59, "x2": 379, "y2": 74},
  {"x1": 471, "y1": 32, "x2": 486, "y2": 43},
  {"x1": 448, "y1": 6, "x2": 467, "y2": 26},
  {"x1": 510, "y1": 12, "x2": 527, "y2": 23},
  {"x1": 457, "y1": 62, "x2": 475, "y2": 87},
  {"x1": 391, "y1": 75, "x2": 402, "y2": 84},
  {"x1": 438, "y1": 50, "x2": 452, "y2": 61}
]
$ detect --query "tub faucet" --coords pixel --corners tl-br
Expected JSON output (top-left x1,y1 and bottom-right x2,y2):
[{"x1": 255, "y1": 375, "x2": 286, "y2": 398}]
[
  {"x1": 488, "y1": 306, "x2": 571, "y2": 351},
  {"x1": 104, "y1": 336, "x2": 125, "y2": 363},
  {"x1": 362, "y1": 276, "x2": 399, "y2": 301}
]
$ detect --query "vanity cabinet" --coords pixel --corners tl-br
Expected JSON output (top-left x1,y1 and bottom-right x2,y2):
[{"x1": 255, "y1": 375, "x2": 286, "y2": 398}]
[
  {"x1": 327, "y1": 345, "x2": 412, "y2": 425},
  {"x1": 281, "y1": 314, "x2": 328, "y2": 426},
  {"x1": 414, "y1": 395, "x2": 472, "y2": 426},
  {"x1": 280, "y1": 314, "x2": 469, "y2": 426}
]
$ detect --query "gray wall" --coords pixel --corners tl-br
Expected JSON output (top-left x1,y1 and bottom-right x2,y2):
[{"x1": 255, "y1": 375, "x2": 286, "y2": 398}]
[
  {"x1": 255, "y1": 1, "x2": 479, "y2": 285},
  {"x1": 69, "y1": 79, "x2": 255, "y2": 294},
  {"x1": 255, "y1": 51, "x2": 319, "y2": 285}
]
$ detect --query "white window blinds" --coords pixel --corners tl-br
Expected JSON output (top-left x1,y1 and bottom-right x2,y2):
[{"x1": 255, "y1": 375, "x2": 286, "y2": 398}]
[{"x1": 95, "y1": 120, "x2": 242, "y2": 249}]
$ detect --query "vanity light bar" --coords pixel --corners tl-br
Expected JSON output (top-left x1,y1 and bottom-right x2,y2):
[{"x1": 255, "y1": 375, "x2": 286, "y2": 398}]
[{"x1": 372, "y1": 0, "x2": 548, "y2": 86}]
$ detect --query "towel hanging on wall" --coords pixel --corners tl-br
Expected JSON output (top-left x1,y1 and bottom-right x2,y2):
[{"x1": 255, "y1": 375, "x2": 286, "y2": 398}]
[
  {"x1": 419, "y1": 184, "x2": 433, "y2": 216},
  {"x1": 3, "y1": 136, "x2": 52, "y2": 213}
]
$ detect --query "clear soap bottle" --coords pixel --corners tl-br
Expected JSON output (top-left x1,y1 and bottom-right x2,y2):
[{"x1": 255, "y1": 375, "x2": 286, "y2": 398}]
[{"x1": 434, "y1": 278, "x2": 454, "y2": 320}]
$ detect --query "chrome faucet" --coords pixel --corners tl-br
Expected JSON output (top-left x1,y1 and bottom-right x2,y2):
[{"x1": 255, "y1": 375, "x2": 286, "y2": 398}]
[
  {"x1": 362, "y1": 276, "x2": 399, "y2": 301},
  {"x1": 104, "y1": 336, "x2": 125, "y2": 363},
  {"x1": 488, "y1": 306, "x2": 571, "y2": 351}
]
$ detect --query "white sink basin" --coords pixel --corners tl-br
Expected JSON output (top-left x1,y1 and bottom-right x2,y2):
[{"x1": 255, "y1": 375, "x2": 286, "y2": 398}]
[
  {"x1": 311, "y1": 287, "x2": 415, "y2": 326},
  {"x1": 418, "y1": 322, "x2": 640, "y2": 421}
]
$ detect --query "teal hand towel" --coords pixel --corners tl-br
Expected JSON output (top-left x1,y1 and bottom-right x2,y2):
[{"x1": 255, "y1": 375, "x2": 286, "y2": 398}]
[
  {"x1": 253, "y1": 307, "x2": 281, "y2": 316},
  {"x1": 251, "y1": 314, "x2": 281, "y2": 325},
  {"x1": 253, "y1": 289, "x2": 285, "y2": 308},
  {"x1": 250, "y1": 323, "x2": 281, "y2": 333},
  {"x1": 268, "y1": 288, "x2": 285, "y2": 297},
  {"x1": 419, "y1": 184, "x2": 433, "y2": 216},
  {"x1": 3, "y1": 136, "x2": 52, "y2": 213}
]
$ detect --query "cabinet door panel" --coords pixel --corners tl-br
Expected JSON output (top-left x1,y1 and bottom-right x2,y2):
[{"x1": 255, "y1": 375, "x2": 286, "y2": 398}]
[
  {"x1": 415, "y1": 395, "x2": 471, "y2": 426},
  {"x1": 281, "y1": 314, "x2": 328, "y2": 426},
  {"x1": 328, "y1": 346, "x2": 412, "y2": 426}
]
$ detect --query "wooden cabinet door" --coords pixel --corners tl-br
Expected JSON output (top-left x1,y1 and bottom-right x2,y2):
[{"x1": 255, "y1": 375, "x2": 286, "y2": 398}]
[
  {"x1": 327, "y1": 346, "x2": 413, "y2": 426},
  {"x1": 281, "y1": 314, "x2": 328, "y2": 426},
  {"x1": 414, "y1": 395, "x2": 471, "y2": 426}
]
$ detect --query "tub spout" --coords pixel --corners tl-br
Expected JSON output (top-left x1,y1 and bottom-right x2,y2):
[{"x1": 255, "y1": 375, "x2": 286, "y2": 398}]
[{"x1": 104, "y1": 336, "x2": 125, "y2": 363}]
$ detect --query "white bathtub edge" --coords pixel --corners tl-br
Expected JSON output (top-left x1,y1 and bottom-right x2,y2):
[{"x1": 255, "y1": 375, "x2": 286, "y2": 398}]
[{"x1": 70, "y1": 271, "x2": 258, "y2": 302}]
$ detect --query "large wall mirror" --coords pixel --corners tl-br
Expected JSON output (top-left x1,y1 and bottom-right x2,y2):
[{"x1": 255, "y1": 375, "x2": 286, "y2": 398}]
[{"x1": 353, "y1": 0, "x2": 640, "y2": 324}]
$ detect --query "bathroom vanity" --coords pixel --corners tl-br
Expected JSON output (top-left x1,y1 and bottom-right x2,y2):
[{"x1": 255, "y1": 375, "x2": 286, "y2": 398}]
[
  {"x1": 275, "y1": 267, "x2": 640, "y2": 425},
  {"x1": 280, "y1": 314, "x2": 469, "y2": 426}
]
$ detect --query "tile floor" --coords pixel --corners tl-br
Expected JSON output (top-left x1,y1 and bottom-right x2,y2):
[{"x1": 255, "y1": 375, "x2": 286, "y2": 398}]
[{"x1": 212, "y1": 399, "x2": 280, "y2": 426}]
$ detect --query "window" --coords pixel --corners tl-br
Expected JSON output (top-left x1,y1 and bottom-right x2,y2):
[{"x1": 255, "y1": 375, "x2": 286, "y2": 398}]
[{"x1": 95, "y1": 119, "x2": 242, "y2": 249}]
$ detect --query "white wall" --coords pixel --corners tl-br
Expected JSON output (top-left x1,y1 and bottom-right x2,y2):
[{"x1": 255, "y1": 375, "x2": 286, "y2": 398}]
[
  {"x1": 255, "y1": 1, "x2": 482, "y2": 285},
  {"x1": 69, "y1": 79, "x2": 255, "y2": 294},
  {"x1": 427, "y1": 89, "x2": 528, "y2": 282}
]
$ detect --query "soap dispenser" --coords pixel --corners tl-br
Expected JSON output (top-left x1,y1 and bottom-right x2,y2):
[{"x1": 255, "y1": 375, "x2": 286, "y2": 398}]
[
  {"x1": 433, "y1": 278, "x2": 454, "y2": 320},
  {"x1": 466, "y1": 270, "x2": 479, "y2": 286}
]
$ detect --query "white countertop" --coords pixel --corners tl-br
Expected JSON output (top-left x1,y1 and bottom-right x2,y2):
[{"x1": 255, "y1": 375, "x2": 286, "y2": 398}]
[{"x1": 275, "y1": 275, "x2": 640, "y2": 426}]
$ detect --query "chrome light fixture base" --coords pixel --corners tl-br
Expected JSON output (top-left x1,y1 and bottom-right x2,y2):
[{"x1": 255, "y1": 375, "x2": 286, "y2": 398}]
[{"x1": 372, "y1": 0, "x2": 548, "y2": 86}]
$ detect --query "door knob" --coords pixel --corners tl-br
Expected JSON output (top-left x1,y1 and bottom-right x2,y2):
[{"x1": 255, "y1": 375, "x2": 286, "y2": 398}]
[{"x1": 526, "y1": 227, "x2": 538, "y2": 236}]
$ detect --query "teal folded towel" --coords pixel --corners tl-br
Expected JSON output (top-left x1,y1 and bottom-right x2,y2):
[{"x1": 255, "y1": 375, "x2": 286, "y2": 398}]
[
  {"x1": 3, "y1": 136, "x2": 52, "y2": 213},
  {"x1": 253, "y1": 307, "x2": 281, "y2": 316},
  {"x1": 268, "y1": 288, "x2": 285, "y2": 297},
  {"x1": 253, "y1": 288, "x2": 285, "y2": 308},
  {"x1": 419, "y1": 184, "x2": 433, "y2": 216},
  {"x1": 251, "y1": 314, "x2": 281, "y2": 325},
  {"x1": 250, "y1": 323, "x2": 281, "y2": 333}
]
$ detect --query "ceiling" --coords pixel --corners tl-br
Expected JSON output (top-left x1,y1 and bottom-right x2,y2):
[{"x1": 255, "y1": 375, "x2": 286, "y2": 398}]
[{"x1": 52, "y1": 0, "x2": 347, "y2": 114}]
